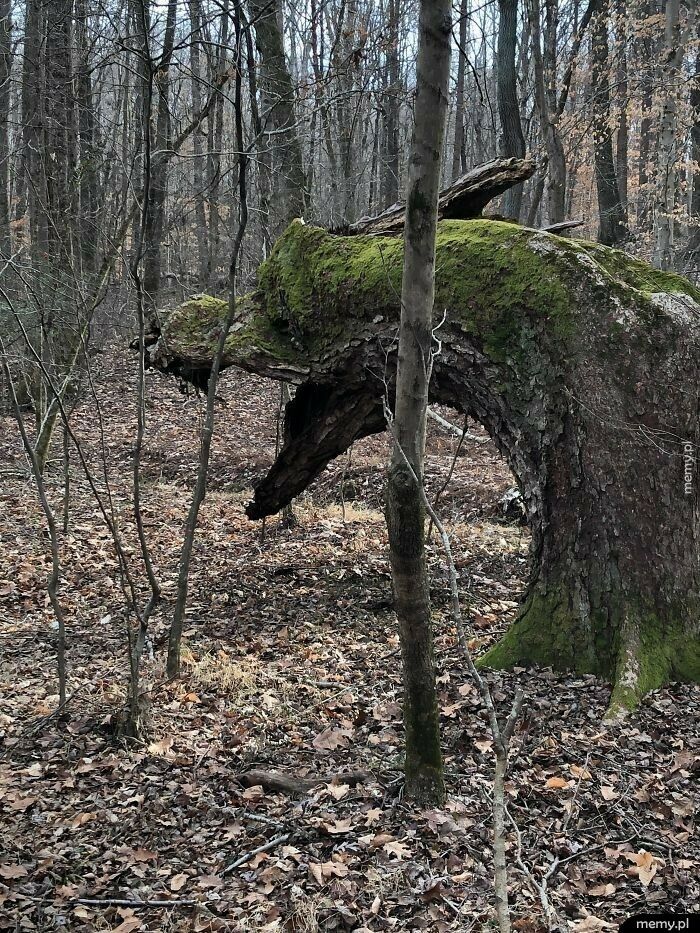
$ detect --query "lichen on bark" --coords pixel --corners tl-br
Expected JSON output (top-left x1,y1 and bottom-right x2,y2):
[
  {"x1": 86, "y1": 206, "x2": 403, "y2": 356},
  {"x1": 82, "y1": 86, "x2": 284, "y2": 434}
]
[{"x1": 150, "y1": 218, "x2": 700, "y2": 714}]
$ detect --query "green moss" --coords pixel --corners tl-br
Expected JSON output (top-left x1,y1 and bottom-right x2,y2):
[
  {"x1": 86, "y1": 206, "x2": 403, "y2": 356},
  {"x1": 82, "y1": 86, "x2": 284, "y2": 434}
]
[
  {"x1": 478, "y1": 584, "x2": 603, "y2": 675},
  {"x1": 608, "y1": 607, "x2": 700, "y2": 716},
  {"x1": 480, "y1": 585, "x2": 700, "y2": 716},
  {"x1": 568, "y1": 240, "x2": 700, "y2": 302},
  {"x1": 255, "y1": 219, "x2": 577, "y2": 363},
  {"x1": 162, "y1": 219, "x2": 700, "y2": 368}
]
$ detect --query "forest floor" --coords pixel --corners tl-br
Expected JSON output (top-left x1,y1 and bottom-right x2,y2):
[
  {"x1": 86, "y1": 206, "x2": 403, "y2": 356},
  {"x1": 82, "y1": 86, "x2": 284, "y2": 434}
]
[{"x1": 1, "y1": 345, "x2": 698, "y2": 933}]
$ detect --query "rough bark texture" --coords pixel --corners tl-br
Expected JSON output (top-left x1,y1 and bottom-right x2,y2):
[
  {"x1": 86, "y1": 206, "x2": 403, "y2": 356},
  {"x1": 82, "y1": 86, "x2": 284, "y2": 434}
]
[
  {"x1": 386, "y1": 0, "x2": 451, "y2": 805},
  {"x1": 248, "y1": 0, "x2": 307, "y2": 235},
  {"x1": 591, "y1": 3, "x2": 627, "y2": 246},
  {"x1": 653, "y1": 0, "x2": 682, "y2": 270},
  {"x1": 150, "y1": 218, "x2": 700, "y2": 715},
  {"x1": 451, "y1": 0, "x2": 469, "y2": 183},
  {"x1": 497, "y1": 0, "x2": 526, "y2": 220},
  {"x1": 686, "y1": 48, "x2": 700, "y2": 265},
  {"x1": 0, "y1": 0, "x2": 11, "y2": 260},
  {"x1": 347, "y1": 156, "x2": 535, "y2": 236}
]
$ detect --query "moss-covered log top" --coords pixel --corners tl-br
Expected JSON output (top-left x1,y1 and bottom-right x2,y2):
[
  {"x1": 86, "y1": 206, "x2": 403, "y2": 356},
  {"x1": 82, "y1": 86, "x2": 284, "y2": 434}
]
[{"x1": 153, "y1": 218, "x2": 700, "y2": 382}]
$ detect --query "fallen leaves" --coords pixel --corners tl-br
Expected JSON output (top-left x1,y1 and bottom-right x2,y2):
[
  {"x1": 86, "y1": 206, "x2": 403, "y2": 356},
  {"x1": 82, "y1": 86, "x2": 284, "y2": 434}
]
[
  {"x1": 624, "y1": 849, "x2": 663, "y2": 887},
  {"x1": 312, "y1": 726, "x2": 353, "y2": 751},
  {"x1": 545, "y1": 776, "x2": 570, "y2": 789},
  {"x1": 0, "y1": 864, "x2": 29, "y2": 880},
  {"x1": 170, "y1": 872, "x2": 188, "y2": 891}
]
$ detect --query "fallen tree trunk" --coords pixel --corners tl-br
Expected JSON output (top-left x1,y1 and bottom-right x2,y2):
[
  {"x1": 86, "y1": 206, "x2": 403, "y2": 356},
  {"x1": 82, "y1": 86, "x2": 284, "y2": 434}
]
[
  {"x1": 150, "y1": 218, "x2": 700, "y2": 715},
  {"x1": 345, "y1": 156, "x2": 535, "y2": 236}
]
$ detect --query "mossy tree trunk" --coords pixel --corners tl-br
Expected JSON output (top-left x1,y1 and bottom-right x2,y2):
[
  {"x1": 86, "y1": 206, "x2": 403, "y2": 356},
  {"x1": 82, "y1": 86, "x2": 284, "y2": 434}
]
[
  {"x1": 386, "y1": 0, "x2": 451, "y2": 805},
  {"x1": 150, "y1": 218, "x2": 700, "y2": 716}
]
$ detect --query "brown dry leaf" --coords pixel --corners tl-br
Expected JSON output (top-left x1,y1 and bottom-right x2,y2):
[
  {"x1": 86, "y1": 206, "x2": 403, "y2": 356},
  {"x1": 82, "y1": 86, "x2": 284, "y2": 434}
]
[
  {"x1": 545, "y1": 777, "x2": 570, "y2": 789},
  {"x1": 321, "y1": 860, "x2": 349, "y2": 879},
  {"x1": 148, "y1": 735, "x2": 174, "y2": 756},
  {"x1": 600, "y1": 785, "x2": 618, "y2": 801},
  {"x1": 0, "y1": 864, "x2": 28, "y2": 880},
  {"x1": 369, "y1": 832, "x2": 396, "y2": 848},
  {"x1": 9, "y1": 796, "x2": 36, "y2": 811},
  {"x1": 312, "y1": 726, "x2": 352, "y2": 751},
  {"x1": 197, "y1": 874, "x2": 223, "y2": 889},
  {"x1": 384, "y1": 840, "x2": 412, "y2": 859},
  {"x1": 112, "y1": 918, "x2": 143, "y2": 933},
  {"x1": 71, "y1": 811, "x2": 97, "y2": 827},
  {"x1": 131, "y1": 848, "x2": 157, "y2": 863},
  {"x1": 72, "y1": 905, "x2": 92, "y2": 920},
  {"x1": 308, "y1": 862, "x2": 324, "y2": 885},
  {"x1": 324, "y1": 818, "x2": 353, "y2": 834},
  {"x1": 365, "y1": 808, "x2": 383, "y2": 825},
  {"x1": 326, "y1": 782, "x2": 350, "y2": 800},
  {"x1": 570, "y1": 916, "x2": 616, "y2": 931},
  {"x1": 624, "y1": 850, "x2": 660, "y2": 886},
  {"x1": 588, "y1": 883, "x2": 616, "y2": 896},
  {"x1": 182, "y1": 692, "x2": 200, "y2": 704},
  {"x1": 170, "y1": 872, "x2": 188, "y2": 891},
  {"x1": 570, "y1": 764, "x2": 592, "y2": 780}
]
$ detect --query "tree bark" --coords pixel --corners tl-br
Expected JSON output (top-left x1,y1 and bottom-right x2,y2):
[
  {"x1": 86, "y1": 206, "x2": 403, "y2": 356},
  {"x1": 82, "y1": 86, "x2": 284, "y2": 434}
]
[
  {"x1": 76, "y1": 0, "x2": 97, "y2": 274},
  {"x1": 348, "y1": 156, "x2": 535, "y2": 235},
  {"x1": 451, "y1": 0, "x2": 469, "y2": 183},
  {"x1": 653, "y1": 0, "x2": 682, "y2": 270},
  {"x1": 382, "y1": 0, "x2": 401, "y2": 206},
  {"x1": 0, "y1": 0, "x2": 11, "y2": 260},
  {"x1": 385, "y1": 0, "x2": 451, "y2": 805},
  {"x1": 497, "y1": 0, "x2": 526, "y2": 219},
  {"x1": 591, "y1": 2, "x2": 627, "y2": 245},
  {"x1": 636, "y1": 0, "x2": 655, "y2": 234},
  {"x1": 248, "y1": 0, "x2": 307, "y2": 236},
  {"x1": 151, "y1": 218, "x2": 700, "y2": 717},
  {"x1": 529, "y1": 0, "x2": 566, "y2": 224},
  {"x1": 614, "y1": 0, "x2": 628, "y2": 227},
  {"x1": 188, "y1": 0, "x2": 210, "y2": 287},
  {"x1": 685, "y1": 49, "x2": 700, "y2": 263},
  {"x1": 142, "y1": 0, "x2": 178, "y2": 318}
]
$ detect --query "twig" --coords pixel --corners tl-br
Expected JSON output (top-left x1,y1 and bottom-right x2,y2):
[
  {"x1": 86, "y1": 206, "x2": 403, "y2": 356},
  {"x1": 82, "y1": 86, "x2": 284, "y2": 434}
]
[
  {"x1": 427, "y1": 407, "x2": 486, "y2": 443},
  {"x1": 223, "y1": 832, "x2": 291, "y2": 875},
  {"x1": 75, "y1": 897, "x2": 196, "y2": 908}
]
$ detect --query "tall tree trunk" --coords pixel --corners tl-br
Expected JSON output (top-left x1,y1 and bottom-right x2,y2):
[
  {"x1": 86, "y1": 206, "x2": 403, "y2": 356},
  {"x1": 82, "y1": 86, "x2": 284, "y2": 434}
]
[
  {"x1": 653, "y1": 0, "x2": 682, "y2": 270},
  {"x1": 497, "y1": 0, "x2": 526, "y2": 218},
  {"x1": 451, "y1": 0, "x2": 468, "y2": 183},
  {"x1": 591, "y1": 2, "x2": 627, "y2": 245},
  {"x1": 76, "y1": 0, "x2": 97, "y2": 274},
  {"x1": 686, "y1": 49, "x2": 700, "y2": 263},
  {"x1": 387, "y1": 0, "x2": 451, "y2": 805},
  {"x1": 383, "y1": 0, "x2": 401, "y2": 205},
  {"x1": 21, "y1": 0, "x2": 48, "y2": 265},
  {"x1": 529, "y1": 0, "x2": 566, "y2": 224},
  {"x1": 188, "y1": 0, "x2": 209, "y2": 286},
  {"x1": 0, "y1": 0, "x2": 10, "y2": 260},
  {"x1": 248, "y1": 0, "x2": 306, "y2": 235},
  {"x1": 614, "y1": 0, "x2": 628, "y2": 226},
  {"x1": 636, "y1": 0, "x2": 655, "y2": 234},
  {"x1": 142, "y1": 0, "x2": 178, "y2": 319}
]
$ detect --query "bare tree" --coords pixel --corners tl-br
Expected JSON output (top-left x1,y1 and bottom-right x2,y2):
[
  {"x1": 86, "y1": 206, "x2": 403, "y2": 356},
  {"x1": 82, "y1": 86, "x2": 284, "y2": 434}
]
[
  {"x1": 653, "y1": 0, "x2": 682, "y2": 270},
  {"x1": 591, "y1": 1, "x2": 628, "y2": 245},
  {"x1": 497, "y1": 0, "x2": 526, "y2": 219},
  {"x1": 0, "y1": 0, "x2": 10, "y2": 260},
  {"x1": 386, "y1": 0, "x2": 451, "y2": 805}
]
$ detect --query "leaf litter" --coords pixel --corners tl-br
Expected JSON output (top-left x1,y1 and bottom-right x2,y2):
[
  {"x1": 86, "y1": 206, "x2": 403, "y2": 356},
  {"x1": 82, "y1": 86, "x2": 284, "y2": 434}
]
[{"x1": 0, "y1": 346, "x2": 698, "y2": 931}]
